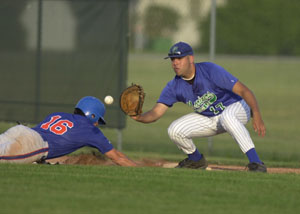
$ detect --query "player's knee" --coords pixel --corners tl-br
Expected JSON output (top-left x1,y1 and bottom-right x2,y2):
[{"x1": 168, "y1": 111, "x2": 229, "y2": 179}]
[
  {"x1": 219, "y1": 113, "x2": 233, "y2": 129},
  {"x1": 167, "y1": 124, "x2": 175, "y2": 140},
  {"x1": 168, "y1": 122, "x2": 185, "y2": 141}
]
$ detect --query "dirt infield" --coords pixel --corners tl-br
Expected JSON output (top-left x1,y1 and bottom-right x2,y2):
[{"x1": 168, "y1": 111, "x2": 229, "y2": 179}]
[{"x1": 47, "y1": 153, "x2": 300, "y2": 174}]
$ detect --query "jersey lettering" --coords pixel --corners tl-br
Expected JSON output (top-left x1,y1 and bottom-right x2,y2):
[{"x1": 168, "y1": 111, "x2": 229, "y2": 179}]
[
  {"x1": 41, "y1": 115, "x2": 61, "y2": 130},
  {"x1": 215, "y1": 102, "x2": 226, "y2": 111},
  {"x1": 187, "y1": 91, "x2": 218, "y2": 113},
  {"x1": 41, "y1": 115, "x2": 74, "y2": 135},
  {"x1": 210, "y1": 102, "x2": 226, "y2": 115},
  {"x1": 209, "y1": 106, "x2": 219, "y2": 115}
]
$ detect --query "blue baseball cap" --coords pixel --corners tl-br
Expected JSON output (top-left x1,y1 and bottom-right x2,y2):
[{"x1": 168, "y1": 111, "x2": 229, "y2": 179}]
[{"x1": 164, "y1": 41, "x2": 194, "y2": 59}]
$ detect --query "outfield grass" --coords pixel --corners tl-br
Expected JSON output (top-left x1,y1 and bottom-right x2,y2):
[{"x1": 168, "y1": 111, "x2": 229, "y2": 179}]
[{"x1": 1, "y1": 163, "x2": 300, "y2": 214}]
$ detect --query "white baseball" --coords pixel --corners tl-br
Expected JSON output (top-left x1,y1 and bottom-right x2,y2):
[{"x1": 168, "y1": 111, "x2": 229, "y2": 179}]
[{"x1": 104, "y1": 95, "x2": 114, "y2": 105}]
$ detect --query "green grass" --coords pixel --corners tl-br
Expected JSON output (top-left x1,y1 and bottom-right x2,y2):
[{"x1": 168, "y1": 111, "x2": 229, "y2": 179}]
[{"x1": 1, "y1": 163, "x2": 300, "y2": 214}]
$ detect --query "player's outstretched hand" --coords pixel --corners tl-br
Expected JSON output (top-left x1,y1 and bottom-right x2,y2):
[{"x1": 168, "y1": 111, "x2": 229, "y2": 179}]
[{"x1": 252, "y1": 114, "x2": 266, "y2": 137}]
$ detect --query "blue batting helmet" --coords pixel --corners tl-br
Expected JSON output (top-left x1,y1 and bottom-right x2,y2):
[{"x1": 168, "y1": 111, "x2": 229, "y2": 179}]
[{"x1": 75, "y1": 96, "x2": 106, "y2": 125}]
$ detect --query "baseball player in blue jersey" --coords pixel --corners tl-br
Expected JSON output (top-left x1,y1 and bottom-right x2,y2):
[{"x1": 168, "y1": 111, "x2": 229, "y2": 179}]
[
  {"x1": 0, "y1": 96, "x2": 137, "y2": 166},
  {"x1": 131, "y1": 41, "x2": 267, "y2": 172}
]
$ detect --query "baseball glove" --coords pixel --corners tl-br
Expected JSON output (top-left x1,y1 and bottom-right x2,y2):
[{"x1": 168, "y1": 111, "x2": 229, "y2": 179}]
[{"x1": 120, "y1": 83, "x2": 145, "y2": 116}]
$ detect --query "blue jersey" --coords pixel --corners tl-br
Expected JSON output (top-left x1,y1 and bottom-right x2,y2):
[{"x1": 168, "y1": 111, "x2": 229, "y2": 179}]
[
  {"x1": 158, "y1": 62, "x2": 242, "y2": 117},
  {"x1": 32, "y1": 112, "x2": 113, "y2": 159}
]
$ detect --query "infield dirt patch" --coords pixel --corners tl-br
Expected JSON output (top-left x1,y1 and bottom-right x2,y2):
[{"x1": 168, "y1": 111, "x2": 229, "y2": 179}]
[{"x1": 47, "y1": 153, "x2": 300, "y2": 174}]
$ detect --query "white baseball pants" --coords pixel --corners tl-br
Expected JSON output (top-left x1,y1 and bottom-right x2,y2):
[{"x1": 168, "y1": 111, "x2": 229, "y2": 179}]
[
  {"x1": 0, "y1": 125, "x2": 49, "y2": 163},
  {"x1": 168, "y1": 100, "x2": 254, "y2": 154}
]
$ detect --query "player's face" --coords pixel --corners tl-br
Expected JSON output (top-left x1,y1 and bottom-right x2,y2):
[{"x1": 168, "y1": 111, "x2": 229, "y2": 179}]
[{"x1": 170, "y1": 55, "x2": 193, "y2": 77}]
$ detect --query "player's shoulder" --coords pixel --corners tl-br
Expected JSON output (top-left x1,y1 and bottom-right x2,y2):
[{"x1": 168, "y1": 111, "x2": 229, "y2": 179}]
[
  {"x1": 161, "y1": 77, "x2": 181, "y2": 96},
  {"x1": 196, "y1": 62, "x2": 220, "y2": 70},
  {"x1": 46, "y1": 112, "x2": 88, "y2": 123},
  {"x1": 167, "y1": 75, "x2": 183, "y2": 87},
  {"x1": 46, "y1": 112, "x2": 73, "y2": 118},
  {"x1": 48, "y1": 112, "x2": 70, "y2": 116},
  {"x1": 196, "y1": 62, "x2": 227, "y2": 74}
]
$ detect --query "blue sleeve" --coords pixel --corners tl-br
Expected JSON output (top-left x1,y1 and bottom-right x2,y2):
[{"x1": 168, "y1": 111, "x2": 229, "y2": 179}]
[
  {"x1": 157, "y1": 81, "x2": 178, "y2": 107},
  {"x1": 87, "y1": 127, "x2": 114, "y2": 154},
  {"x1": 207, "y1": 63, "x2": 238, "y2": 91}
]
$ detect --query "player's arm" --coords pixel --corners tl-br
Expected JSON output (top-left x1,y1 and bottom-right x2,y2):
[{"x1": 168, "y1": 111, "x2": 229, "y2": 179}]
[
  {"x1": 105, "y1": 148, "x2": 137, "y2": 167},
  {"x1": 131, "y1": 103, "x2": 168, "y2": 123},
  {"x1": 232, "y1": 81, "x2": 266, "y2": 137}
]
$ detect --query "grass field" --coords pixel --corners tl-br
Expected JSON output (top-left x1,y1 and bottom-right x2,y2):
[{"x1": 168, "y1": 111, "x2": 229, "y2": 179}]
[
  {"x1": 1, "y1": 163, "x2": 300, "y2": 214},
  {"x1": 1, "y1": 54, "x2": 300, "y2": 214}
]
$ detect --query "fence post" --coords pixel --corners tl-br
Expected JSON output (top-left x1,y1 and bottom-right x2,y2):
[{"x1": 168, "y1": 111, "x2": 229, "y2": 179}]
[
  {"x1": 35, "y1": 0, "x2": 43, "y2": 122},
  {"x1": 116, "y1": 129, "x2": 122, "y2": 151},
  {"x1": 208, "y1": 0, "x2": 216, "y2": 154}
]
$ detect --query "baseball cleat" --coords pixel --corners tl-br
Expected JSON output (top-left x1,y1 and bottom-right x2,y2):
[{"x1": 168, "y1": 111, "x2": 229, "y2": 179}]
[
  {"x1": 247, "y1": 162, "x2": 267, "y2": 173},
  {"x1": 175, "y1": 155, "x2": 208, "y2": 169}
]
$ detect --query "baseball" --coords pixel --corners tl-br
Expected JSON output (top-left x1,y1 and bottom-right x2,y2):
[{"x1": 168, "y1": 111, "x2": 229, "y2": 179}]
[{"x1": 104, "y1": 95, "x2": 114, "y2": 105}]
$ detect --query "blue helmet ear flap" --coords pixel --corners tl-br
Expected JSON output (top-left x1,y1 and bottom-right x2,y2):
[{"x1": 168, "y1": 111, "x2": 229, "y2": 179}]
[{"x1": 75, "y1": 96, "x2": 106, "y2": 125}]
